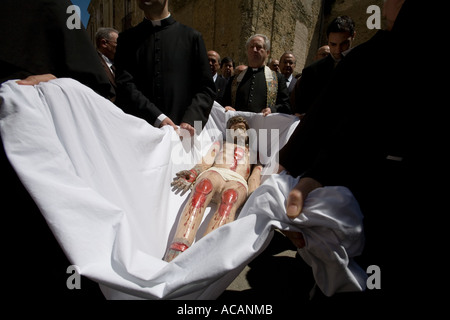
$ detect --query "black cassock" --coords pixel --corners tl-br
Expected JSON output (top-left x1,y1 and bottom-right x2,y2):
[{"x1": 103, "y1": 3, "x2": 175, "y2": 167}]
[
  {"x1": 114, "y1": 16, "x2": 216, "y2": 129},
  {"x1": 278, "y1": 0, "x2": 438, "y2": 305}
]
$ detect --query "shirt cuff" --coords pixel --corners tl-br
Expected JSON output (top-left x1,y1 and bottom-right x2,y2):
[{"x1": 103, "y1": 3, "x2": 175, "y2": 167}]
[{"x1": 154, "y1": 113, "x2": 168, "y2": 127}]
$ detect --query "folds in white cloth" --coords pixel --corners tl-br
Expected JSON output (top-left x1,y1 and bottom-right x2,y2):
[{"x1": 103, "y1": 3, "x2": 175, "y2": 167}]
[{"x1": 0, "y1": 78, "x2": 366, "y2": 299}]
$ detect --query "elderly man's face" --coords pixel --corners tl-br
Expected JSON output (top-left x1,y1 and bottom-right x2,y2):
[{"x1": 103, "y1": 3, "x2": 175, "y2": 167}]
[
  {"x1": 279, "y1": 54, "x2": 296, "y2": 78},
  {"x1": 207, "y1": 51, "x2": 220, "y2": 76},
  {"x1": 247, "y1": 36, "x2": 269, "y2": 68}
]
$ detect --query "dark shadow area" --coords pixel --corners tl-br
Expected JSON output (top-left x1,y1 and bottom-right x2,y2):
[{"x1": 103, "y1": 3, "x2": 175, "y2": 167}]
[
  {"x1": 1, "y1": 139, "x2": 105, "y2": 302},
  {"x1": 218, "y1": 231, "x2": 315, "y2": 301}
]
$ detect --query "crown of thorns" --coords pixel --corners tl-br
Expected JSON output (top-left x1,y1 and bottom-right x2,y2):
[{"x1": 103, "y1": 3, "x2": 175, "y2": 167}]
[{"x1": 226, "y1": 116, "x2": 250, "y2": 130}]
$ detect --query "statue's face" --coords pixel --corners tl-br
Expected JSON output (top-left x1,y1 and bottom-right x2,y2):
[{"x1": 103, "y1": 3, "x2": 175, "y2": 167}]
[{"x1": 227, "y1": 122, "x2": 248, "y2": 146}]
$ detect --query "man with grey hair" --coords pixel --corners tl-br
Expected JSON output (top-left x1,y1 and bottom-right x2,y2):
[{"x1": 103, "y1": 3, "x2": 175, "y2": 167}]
[
  {"x1": 95, "y1": 27, "x2": 119, "y2": 100},
  {"x1": 223, "y1": 34, "x2": 290, "y2": 116}
]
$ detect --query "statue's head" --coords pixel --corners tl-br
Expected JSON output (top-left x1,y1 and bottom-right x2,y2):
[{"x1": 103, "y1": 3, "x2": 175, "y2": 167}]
[
  {"x1": 226, "y1": 116, "x2": 249, "y2": 146},
  {"x1": 226, "y1": 116, "x2": 249, "y2": 130}
]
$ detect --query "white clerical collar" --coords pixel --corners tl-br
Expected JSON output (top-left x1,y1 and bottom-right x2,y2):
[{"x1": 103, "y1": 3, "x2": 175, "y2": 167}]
[
  {"x1": 331, "y1": 47, "x2": 353, "y2": 64},
  {"x1": 148, "y1": 13, "x2": 171, "y2": 27}
]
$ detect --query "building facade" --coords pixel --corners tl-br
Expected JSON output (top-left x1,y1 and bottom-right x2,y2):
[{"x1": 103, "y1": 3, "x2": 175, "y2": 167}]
[{"x1": 87, "y1": 0, "x2": 383, "y2": 73}]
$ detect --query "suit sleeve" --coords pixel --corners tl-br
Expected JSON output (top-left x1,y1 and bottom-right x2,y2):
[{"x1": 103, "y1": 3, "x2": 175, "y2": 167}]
[
  {"x1": 279, "y1": 56, "x2": 365, "y2": 188},
  {"x1": 114, "y1": 32, "x2": 163, "y2": 126}
]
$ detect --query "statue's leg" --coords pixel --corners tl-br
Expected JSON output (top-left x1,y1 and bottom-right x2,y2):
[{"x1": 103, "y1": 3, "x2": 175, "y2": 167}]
[
  {"x1": 203, "y1": 181, "x2": 247, "y2": 236},
  {"x1": 164, "y1": 173, "x2": 222, "y2": 262}
]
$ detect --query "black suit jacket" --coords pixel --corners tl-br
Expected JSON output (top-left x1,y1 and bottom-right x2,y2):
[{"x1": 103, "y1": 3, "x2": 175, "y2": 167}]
[
  {"x1": 280, "y1": 0, "x2": 427, "y2": 193},
  {"x1": 114, "y1": 16, "x2": 216, "y2": 128},
  {"x1": 292, "y1": 55, "x2": 336, "y2": 115},
  {"x1": 280, "y1": 29, "x2": 416, "y2": 190},
  {"x1": 214, "y1": 74, "x2": 228, "y2": 106},
  {"x1": 279, "y1": 2, "x2": 430, "y2": 300},
  {"x1": 97, "y1": 51, "x2": 116, "y2": 101},
  {"x1": 286, "y1": 75, "x2": 297, "y2": 94}
]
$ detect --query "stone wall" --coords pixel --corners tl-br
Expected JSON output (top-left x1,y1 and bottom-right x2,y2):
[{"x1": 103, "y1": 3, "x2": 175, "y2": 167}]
[
  {"x1": 170, "y1": 0, "x2": 322, "y2": 73},
  {"x1": 87, "y1": 0, "x2": 386, "y2": 73},
  {"x1": 169, "y1": 0, "x2": 384, "y2": 74}
]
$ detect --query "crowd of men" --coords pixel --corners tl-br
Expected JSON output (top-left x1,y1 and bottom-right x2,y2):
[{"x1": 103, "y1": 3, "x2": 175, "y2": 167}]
[{"x1": 94, "y1": 11, "x2": 356, "y2": 126}]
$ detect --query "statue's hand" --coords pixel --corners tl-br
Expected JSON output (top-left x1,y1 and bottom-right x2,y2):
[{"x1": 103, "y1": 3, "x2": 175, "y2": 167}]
[{"x1": 171, "y1": 169, "x2": 198, "y2": 191}]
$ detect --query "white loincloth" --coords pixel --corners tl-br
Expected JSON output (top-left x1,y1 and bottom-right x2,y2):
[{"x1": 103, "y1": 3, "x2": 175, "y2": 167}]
[{"x1": 197, "y1": 167, "x2": 249, "y2": 193}]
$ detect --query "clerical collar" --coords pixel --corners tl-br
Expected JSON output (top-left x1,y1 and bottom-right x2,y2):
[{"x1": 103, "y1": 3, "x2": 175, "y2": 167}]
[
  {"x1": 145, "y1": 13, "x2": 172, "y2": 27},
  {"x1": 330, "y1": 47, "x2": 353, "y2": 64},
  {"x1": 251, "y1": 66, "x2": 264, "y2": 72}
]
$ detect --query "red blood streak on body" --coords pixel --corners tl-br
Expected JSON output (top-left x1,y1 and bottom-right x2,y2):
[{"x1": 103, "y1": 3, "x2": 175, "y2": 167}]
[
  {"x1": 210, "y1": 189, "x2": 238, "y2": 231},
  {"x1": 182, "y1": 178, "x2": 213, "y2": 235},
  {"x1": 218, "y1": 189, "x2": 238, "y2": 218},
  {"x1": 230, "y1": 147, "x2": 245, "y2": 171}
]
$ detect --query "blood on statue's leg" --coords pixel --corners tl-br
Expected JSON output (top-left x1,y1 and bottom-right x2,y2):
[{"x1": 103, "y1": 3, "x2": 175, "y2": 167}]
[
  {"x1": 204, "y1": 182, "x2": 247, "y2": 236},
  {"x1": 164, "y1": 177, "x2": 215, "y2": 262}
]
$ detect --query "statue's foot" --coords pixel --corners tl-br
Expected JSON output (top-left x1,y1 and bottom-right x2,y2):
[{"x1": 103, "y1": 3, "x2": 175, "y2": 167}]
[
  {"x1": 163, "y1": 248, "x2": 182, "y2": 262},
  {"x1": 163, "y1": 242, "x2": 189, "y2": 262}
]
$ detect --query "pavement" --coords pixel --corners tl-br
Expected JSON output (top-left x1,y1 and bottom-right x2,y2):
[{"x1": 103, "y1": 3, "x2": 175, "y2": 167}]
[{"x1": 217, "y1": 230, "x2": 316, "y2": 301}]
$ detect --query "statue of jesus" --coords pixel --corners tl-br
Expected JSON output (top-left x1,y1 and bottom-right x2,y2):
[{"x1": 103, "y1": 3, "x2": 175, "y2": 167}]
[{"x1": 164, "y1": 116, "x2": 263, "y2": 262}]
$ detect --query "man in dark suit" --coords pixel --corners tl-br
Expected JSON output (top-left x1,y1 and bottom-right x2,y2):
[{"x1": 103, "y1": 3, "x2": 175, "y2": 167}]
[
  {"x1": 95, "y1": 27, "x2": 119, "y2": 101},
  {"x1": 208, "y1": 50, "x2": 228, "y2": 106},
  {"x1": 292, "y1": 15, "x2": 356, "y2": 117},
  {"x1": 279, "y1": 52, "x2": 297, "y2": 113},
  {"x1": 279, "y1": 52, "x2": 297, "y2": 95},
  {"x1": 222, "y1": 34, "x2": 291, "y2": 116},
  {"x1": 279, "y1": 0, "x2": 433, "y2": 305},
  {"x1": 114, "y1": 0, "x2": 216, "y2": 137}
]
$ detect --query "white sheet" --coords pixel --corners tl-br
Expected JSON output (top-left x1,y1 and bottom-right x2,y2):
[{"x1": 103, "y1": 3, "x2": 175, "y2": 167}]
[{"x1": 0, "y1": 78, "x2": 366, "y2": 299}]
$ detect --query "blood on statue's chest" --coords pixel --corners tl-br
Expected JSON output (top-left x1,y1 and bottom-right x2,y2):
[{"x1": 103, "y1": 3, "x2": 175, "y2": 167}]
[{"x1": 219, "y1": 143, "x2": 249, "y2": 171}]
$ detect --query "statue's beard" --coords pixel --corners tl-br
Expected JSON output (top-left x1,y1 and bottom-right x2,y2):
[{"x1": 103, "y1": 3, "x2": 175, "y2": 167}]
[{"x1": 226, "y1": 129, "x2": 248, "y2": 146}]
